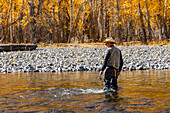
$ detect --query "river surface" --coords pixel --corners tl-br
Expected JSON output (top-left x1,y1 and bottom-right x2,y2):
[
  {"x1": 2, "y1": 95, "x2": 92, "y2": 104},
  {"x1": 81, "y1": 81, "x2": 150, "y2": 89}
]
[{"x1": 0, "y1": 70, "x2": 169, "y2": 113}]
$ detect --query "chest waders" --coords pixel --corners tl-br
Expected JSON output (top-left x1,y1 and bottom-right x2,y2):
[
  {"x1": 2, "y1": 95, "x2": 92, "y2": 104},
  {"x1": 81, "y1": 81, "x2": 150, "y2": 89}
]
[
  {"x1": 103, "y1": 48, "x2": 121, "y2": 91},
  {"x1": 110, "y1": 49, "x2": 120, "y2": 78}
]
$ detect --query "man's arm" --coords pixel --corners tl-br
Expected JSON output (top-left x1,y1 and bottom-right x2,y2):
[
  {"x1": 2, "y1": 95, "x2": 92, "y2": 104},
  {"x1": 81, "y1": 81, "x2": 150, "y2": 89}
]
[
  {"x1": 118, "y1": 51, "x2": 123, "y2": 72},
  {"x1": 99, "y1": 49, "x2": 110, "y2": 76},
  {"x1": 101, "y1": 50, "x2": 111, "y2": 71}
]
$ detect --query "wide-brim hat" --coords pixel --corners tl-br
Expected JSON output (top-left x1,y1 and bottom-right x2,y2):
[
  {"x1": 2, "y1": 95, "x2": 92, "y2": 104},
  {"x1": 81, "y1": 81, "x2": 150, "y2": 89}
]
[{"x1": 103, "y1": 37, "x2": 116, "y2": 43}]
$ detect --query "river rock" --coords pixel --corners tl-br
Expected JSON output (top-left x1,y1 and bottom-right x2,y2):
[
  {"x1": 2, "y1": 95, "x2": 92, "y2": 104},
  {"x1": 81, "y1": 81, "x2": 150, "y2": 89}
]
[{"x1": 0, "y1": 45, "x2": 169, "y2": 73}]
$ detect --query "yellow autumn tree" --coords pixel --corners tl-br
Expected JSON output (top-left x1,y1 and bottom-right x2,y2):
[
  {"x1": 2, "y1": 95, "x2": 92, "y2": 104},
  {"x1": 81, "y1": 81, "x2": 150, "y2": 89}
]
[{"x1": 0, "y1": 0, "x2": 169, "y2": 44}]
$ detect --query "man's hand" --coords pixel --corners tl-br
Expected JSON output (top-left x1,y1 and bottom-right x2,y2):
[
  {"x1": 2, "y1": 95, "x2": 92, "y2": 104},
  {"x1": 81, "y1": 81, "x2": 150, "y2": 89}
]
[
  {"x1": 99, "y1": 71, "x2": 103, "y2": 80},
  {"x1": 99, "y1": 71, "x2": 103, "y2": 76}
]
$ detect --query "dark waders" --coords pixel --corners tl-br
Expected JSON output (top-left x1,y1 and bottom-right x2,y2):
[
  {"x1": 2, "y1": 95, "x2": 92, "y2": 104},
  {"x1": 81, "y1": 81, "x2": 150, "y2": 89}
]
[{"x1": 104, "y1": 67, "x2": 118, "y2": 91}]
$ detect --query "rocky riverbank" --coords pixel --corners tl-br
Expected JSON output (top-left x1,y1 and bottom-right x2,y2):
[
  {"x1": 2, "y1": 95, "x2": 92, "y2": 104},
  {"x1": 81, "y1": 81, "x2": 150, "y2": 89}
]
[{"x1": 0, "y1": 45, "x2": 169, "y2": 73}]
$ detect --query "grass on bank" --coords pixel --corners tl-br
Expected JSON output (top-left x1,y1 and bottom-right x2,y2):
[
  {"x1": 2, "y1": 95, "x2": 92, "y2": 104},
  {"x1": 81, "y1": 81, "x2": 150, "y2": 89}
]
[
  {"x1": 38, "y1": 40, "x2": 170, "y2": 48},
  {"x1": 0, "y1": 40, "x2": 169, "y2": 48}
]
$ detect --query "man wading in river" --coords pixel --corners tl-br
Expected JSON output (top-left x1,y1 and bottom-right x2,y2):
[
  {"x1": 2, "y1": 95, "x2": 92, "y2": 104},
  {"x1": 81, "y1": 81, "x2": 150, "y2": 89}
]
[{"x1": 99, "y1": 37, "x2": 123, "y2": 91}]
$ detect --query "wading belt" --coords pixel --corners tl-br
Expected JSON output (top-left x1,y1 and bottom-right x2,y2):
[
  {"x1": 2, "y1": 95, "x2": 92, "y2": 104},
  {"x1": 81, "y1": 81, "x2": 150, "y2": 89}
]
[{"x1": 114, "y1": 69, "x2": 117, "y2": 78}]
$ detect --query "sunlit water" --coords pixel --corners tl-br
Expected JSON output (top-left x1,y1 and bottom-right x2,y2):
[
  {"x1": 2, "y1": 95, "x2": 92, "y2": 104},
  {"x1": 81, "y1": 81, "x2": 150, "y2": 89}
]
[{"x1": 0, "y1": 70, "x2": 169, "y2": 112}]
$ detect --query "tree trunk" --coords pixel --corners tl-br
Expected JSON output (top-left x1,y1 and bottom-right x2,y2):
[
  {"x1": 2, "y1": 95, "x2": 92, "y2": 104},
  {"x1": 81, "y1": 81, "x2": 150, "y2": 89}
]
[
  {"x1": 81, "y1": 0, "x2": 86, "y2": 43},
  {"x1": 37, "y1": 0, "x2": 42, "y2": 16},
  {"x1": 29, "y1": 0, "x2": 36, "y2": 43},
  {"x1": 68, "y1": 3, "x2": 84, "y2": 43},
  {"x1": 34, "y1": 0, "x2": 43, "y2": 43},
  {"x1": 9, "y1": 0, "x2": 13, "y2": 43},
  {"x1": 12, "y1": 1, "x2": 16, "y2": 43},
  {"x1": 17, "y1": 0, "x2": 24, "y2": 43},
  {"x1": 127, "y1": 18, "x2": 133, "y2": 42},
  {"x1": 145, "y1": 0, "x2": 152, "y2": 41},
  {"x1": 0, "y1": 11, "x2": 2, "y2": 41},
  {"x1": 126, "y1": 19, "x2": 129, "y2": 42},
  {"x1": 61, "y1": 10, "x2": 65, "y2": 43},
  {"x1": 57, "y1": 0, "x2": 61, "y2": 43},
  {"x1": 99, "y1": 0, "x2": 104, "y2": 42},
  {"x1": 70, "y1": 0, "x2": 73, "y2": 33},
  {"x1": 0, "y1": 11, "x2": 6, "y2": 44},
  {"x1": 157, "y1": 14, "x2": 162, "y2": 41},
  {"x1": 116, "y1": 0, "x2": 122, "y2": 43},
  {"x1": 138, "y1": 3, "x2": 147, "y2": 44},
  {"x1": 89, "y1": 1, "x2": 93, "y2": 42},
  {"x1": 65, "y1": 6, "x2": 70, "y2": 43},
  {"x1": 158, "y1": 0, "x2": 163, "y2": 41},
  {"x1": 69, "y1": 0, "x2": 74, "y2": 42},
  {"x1": 90, "y1": 0, "x2": 98, "y2": 42},
  {"x1": 52, "y1": 5, "x2": 56, "y2": 43},
  {"x1": 110, "y1": 3, "x2": 115, "y2": 39},
  {"x1": 163, "y1": 0, "x2": 169, "y2": 43},
  {"x1": 105, "y1": 0, "x2": 109, "y2": 38}
]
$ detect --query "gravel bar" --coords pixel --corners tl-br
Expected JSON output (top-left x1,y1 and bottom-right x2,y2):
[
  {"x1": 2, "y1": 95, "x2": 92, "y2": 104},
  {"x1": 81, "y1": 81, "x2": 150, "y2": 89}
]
[{"x1": 0, "y1": 45, "x2": 169, "y2": 73}]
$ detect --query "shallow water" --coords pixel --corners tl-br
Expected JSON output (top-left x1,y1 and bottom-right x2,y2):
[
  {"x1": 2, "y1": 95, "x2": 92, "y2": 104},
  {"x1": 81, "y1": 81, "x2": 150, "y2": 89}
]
[{"x1": 0, "y1": 70, "x2": 169, "y2": 112}]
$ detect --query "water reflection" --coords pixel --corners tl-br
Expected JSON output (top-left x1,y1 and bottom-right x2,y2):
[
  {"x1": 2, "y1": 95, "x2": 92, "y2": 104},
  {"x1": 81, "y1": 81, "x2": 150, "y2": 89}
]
[
  {"x1": 0, "y1": 70, "x2": 169, "y2": 112},
  {"x1": 104, "y1": 91, "x2": 119, "y2": 102}
]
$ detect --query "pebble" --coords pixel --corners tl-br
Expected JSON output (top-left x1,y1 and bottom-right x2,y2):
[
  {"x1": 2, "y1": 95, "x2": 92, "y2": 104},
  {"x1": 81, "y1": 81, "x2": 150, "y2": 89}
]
[{"x1": 0, "y1": 45, "x2": 169, "y2": 73}]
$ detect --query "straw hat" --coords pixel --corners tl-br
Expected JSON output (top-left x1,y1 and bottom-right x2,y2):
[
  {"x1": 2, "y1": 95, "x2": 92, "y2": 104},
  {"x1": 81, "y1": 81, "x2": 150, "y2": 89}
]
[{"x1": 103, "y1": 37, "x2": 116, "y2": 44}]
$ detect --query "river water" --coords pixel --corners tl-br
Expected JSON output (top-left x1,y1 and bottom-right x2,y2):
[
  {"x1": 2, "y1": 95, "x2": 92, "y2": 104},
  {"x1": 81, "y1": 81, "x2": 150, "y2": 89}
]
[{"x1": 0, "y1": 70, "x2": 169, "y2": 112}]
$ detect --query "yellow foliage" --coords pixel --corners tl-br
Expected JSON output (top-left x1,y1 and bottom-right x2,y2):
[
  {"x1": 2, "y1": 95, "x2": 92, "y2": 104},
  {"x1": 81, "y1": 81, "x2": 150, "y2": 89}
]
[{"x1": 0, "y1": 0, "x2": 169, "y2": 44}]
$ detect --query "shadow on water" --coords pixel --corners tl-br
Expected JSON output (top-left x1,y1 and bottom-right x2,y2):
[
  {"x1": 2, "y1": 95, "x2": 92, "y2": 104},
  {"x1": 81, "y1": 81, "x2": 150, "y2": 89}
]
[{"x1": 0, "y1": 70, "x2": 169, "y2": 112}]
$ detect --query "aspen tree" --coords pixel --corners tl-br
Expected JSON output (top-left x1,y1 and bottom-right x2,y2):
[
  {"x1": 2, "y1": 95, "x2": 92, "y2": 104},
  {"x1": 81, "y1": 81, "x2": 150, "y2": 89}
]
[
  {"x1": 0, "y1": 0, "x2": 169, "y2": 44},
  {"x1": 163, "y1": 0, "x2": 169, "y2": 42},
  {"x1": 81, "y1": 0, "x2": 86, "y2": 43},
  {"x1": 116, "y1": 0, "x2": 123, "y2": 43},
  {"x1": 138, "y1": 2, "x2": 147, "y2": 44},
  {"x1": 9, "y1": 0, "x2": 13, "y2": 43},
  {"x1": 17, "y1": 0, "x2": 24, "y2": 43},
  {"x1": 145, "y1": 0, "x2": 152, "y2": 41},
  {"x1": 12, "y1": 0, "x2": 15, "y2": 43},
  {"x1": 57, "y1": 0, "x2": 61, "y2": 43},
  {"x1": 104, "y1": 0, "x2": 109, "y2": 38},
  {"x1": 0, "y1": 9, "x2": 2, "y2": 41},
  {"x1": 158, "y1": 1, "x2": 162, "y2": 41},
  {"x1": 28, "y1": 0, "x2": 36, "y2": 43},
  {"x1": 99, "y1": 0, "x2": 104, "y2": 42}
]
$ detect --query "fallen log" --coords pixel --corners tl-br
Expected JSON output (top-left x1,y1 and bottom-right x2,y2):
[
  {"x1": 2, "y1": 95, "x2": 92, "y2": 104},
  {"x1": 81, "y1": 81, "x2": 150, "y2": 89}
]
[{"x1": 0, "y1": 44, "x2": 37, "y2": 52}]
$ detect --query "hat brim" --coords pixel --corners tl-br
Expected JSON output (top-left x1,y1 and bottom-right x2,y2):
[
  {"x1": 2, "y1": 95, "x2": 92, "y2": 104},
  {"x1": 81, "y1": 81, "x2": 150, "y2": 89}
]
[{"x1": 103, "y1": 40, "x2": 116, "y2": 44}]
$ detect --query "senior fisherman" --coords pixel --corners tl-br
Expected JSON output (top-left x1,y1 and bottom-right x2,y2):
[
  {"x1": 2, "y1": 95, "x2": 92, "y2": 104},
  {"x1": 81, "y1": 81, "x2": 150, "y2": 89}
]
[{"x1": 99, "y1": 37, "x2": 123, "y2": 91}]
